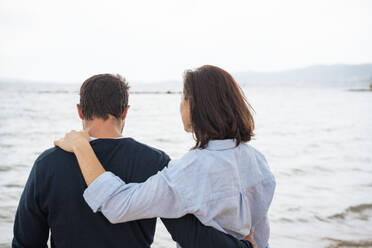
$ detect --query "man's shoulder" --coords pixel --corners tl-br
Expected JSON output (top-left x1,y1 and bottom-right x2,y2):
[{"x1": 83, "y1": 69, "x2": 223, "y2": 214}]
[
  {"x1": 33, "y1": 146, "x2": 76, "y2": 172},
  {"x1": 36, "y1": 146, "x2": 73, "y2": 161},
  {"x1": 32, "y1": 138, "x2": 171, "y2": 174},
  {"x1": 119, "y1": 138, "x2": 170, "y2": 162}
]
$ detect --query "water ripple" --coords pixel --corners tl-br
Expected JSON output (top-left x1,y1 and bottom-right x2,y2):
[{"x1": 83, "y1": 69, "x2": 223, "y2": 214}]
[
  {"x1": 325, "y1": 238, "x2": 372, "y2": 248},
  {"x1": 329, "y1": 204, "x2": 372, "y2": 220}
]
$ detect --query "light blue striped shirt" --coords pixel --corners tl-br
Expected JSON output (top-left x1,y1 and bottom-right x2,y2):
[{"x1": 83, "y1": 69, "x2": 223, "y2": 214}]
[{"x1": 84, "y1": 139, "x2": 276, "y2": 248}]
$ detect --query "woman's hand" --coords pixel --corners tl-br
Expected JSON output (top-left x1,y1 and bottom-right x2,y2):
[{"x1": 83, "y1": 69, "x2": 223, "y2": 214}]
[
  {"x1": 54, "y1": 130, "x2": 90, "y2": 153},
  {"x1": 54, "y1": 129, "x2": 105, "y2": 185}
]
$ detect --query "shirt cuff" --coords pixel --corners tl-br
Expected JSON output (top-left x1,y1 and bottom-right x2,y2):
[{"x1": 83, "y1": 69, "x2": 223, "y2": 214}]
[{"x1": 83, "y1": 171, "x2": 125, "y2": 212}]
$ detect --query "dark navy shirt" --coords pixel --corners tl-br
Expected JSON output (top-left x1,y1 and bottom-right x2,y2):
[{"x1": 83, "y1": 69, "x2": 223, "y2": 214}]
[{"x1": 13, "y1": 138, "x2": 252, "y2": 248}]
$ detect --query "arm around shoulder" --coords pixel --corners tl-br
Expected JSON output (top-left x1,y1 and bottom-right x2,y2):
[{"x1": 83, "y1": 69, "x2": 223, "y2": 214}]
[{"x1": 83, "y1": 162, "x2": 194, "y2": 223}]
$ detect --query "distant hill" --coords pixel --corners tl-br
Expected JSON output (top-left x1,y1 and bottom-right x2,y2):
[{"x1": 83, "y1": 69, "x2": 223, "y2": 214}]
[
  {"x1": 234, "y1": 64, "x2": 372, "y2": 88},
  {"x1": 3, "y1": 64, "x2": 370, "y2": 91},
  {"x1": 130, "y1": 64, "x2": 372, "y2": 92}
]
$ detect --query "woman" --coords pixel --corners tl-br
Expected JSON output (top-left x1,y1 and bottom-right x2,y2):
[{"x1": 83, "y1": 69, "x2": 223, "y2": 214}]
[{"x1": 55, "y1": 65, "x2": 275, "y2": 248}]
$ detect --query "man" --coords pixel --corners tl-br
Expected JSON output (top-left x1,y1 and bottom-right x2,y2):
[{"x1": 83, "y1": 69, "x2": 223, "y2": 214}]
[{"x1": 13, "y1": 74, "x2": 254, "y2": 248}]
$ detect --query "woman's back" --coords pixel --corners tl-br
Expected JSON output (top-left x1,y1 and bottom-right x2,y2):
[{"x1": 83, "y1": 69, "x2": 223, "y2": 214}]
[{"x1": 166, "y1": 139, "x2": 275, "y2": 248}]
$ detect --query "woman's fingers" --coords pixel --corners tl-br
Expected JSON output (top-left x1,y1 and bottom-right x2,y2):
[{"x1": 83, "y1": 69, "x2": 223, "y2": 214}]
[
  {"x1": 53, "y1": 130, "x2": 89, "y2": 153},
  {"x1": 54, "y1": 138, "x2": 73, "y2": 152},
  {"x1": 80, "y1": 129, "x2": 90, "y2": 141},
  {"x1": 54, "y1": 138, "x2": 63, "y2": 148}
]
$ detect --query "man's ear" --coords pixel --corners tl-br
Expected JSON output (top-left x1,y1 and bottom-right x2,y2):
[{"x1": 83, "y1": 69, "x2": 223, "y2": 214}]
[
  {"x1": 77, "y1": 104, "x2": 84, "y2": 120},
  {"x1": 121, "y1": 105, "x2": 130, "y2": 121}
]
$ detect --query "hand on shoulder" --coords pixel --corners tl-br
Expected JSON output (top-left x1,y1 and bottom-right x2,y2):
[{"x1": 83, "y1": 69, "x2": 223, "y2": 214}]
[{"x1": 54, "y1": 129, "x2": 90, "y2": 153}]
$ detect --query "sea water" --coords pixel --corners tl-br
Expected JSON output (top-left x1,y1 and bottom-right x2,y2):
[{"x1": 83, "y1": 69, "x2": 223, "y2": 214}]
[{"x1": 0, "y1": 82, "x2": 371, "y2": 248}]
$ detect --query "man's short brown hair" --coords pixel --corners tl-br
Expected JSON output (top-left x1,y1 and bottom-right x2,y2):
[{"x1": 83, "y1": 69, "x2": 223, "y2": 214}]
[{"x1": 80, "y1": 74, "x2": 129, "y2": 120}]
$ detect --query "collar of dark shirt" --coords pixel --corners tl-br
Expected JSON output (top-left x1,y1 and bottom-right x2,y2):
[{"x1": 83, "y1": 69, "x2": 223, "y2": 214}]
[{"x1": 89, "y1": 136, "x2": 126, "y2": 141}]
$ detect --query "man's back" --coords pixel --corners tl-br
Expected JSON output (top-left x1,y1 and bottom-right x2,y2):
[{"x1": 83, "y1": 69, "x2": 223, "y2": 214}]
[{"x1": 13, "y1": 138, "x2": 167, "y2": 247}]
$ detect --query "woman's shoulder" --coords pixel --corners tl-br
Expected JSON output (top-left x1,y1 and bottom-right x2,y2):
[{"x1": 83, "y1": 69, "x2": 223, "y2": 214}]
[
  {"x1": 240, "y1": 143, "x2": 275, "y2": 183},
  {"x1": 240, "y1": 142, "x2": 268, "y2": 162},
  {"x1": 168, "y1": 148, "x2": 201, "y2": 168}
]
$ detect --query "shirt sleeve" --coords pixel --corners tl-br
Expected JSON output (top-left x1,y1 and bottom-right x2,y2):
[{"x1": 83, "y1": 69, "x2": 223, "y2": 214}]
[
  {"x1": 161, "y1": 215, "x2": 253, "y2": 248},
  {"x1": 12, "y1": 161, "x2": 49, "y2": 248},
  {"x1": 83, "y1": 163, "x2": 193, "y2": 224}
]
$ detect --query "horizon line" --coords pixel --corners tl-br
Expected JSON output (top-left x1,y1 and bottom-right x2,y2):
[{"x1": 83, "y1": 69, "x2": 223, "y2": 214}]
[{"x1": 1, "y1": 62, "x2": 371, "y2": 85}]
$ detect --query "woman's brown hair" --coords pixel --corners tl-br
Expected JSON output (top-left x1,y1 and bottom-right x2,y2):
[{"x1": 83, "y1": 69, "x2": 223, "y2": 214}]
[{"x1": 183, "y1": 65, "x2": 255, "y2": 149}]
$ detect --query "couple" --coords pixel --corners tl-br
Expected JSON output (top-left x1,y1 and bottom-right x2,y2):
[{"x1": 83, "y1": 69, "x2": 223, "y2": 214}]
[{"x1": 13, "y1": 65, "x2": 275, "y2": 248}]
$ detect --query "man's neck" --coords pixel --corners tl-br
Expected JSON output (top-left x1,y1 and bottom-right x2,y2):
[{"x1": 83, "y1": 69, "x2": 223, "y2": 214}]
[{"x1": 84, "y1": 118, "x2": 123, "y2": 139}]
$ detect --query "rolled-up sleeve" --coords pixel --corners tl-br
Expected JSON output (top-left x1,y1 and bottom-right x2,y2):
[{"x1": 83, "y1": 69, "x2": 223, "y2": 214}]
[
  {"x1": 83, "y1": 166, "x2": 192, "y2": 224},
  {"x1": 83, "y1": 172, "x2": 123, "y2": 212}
]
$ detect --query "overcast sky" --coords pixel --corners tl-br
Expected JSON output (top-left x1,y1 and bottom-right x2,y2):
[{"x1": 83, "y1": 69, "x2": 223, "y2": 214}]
[{"x1": 1, "y1": 0, "x2": 371, "y2": 83}]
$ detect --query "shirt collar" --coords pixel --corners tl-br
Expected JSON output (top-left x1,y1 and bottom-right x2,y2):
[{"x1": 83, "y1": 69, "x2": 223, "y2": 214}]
[
  {"x1": 206, "y1": 139, "x2": 237, "y2": 151},
  {"x1": 89, "y1": 136, "x2": 125, "y2": 141}
]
